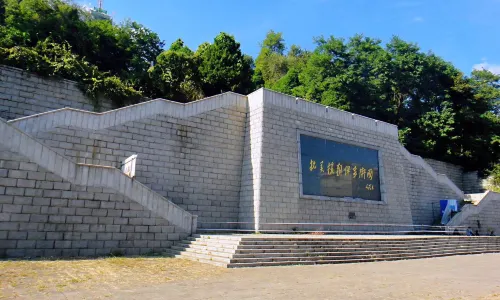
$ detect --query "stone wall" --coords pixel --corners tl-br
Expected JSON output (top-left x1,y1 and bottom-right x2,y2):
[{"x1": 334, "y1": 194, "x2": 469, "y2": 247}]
[
  {"x1": 245, "y1": 89, "x2": 459, "y2": 230},
  {"x1": 0, "y1": 85, "x2": 476, "y2": 257},
  {"x1": 463, "y1": 171, "x2": 485, "y2": 194},
  {"x1": 424, "y1": 158, "x2": 464, "y2": 191},
  {"x1": 459, "y1": 192, "x2": 500, "y2": 236},
  {"x1": 0, "y1": 149, "x2": 186, "y2": 258},
  {"x1": 0, "y1": 65, "x2": 113, "y2": 120},
  {"x1": 404, "y1": 159, "x2": 458, "y2": 225},
  {"x1": 32, "y1": 105, "x2": 248, "y2": 227}
]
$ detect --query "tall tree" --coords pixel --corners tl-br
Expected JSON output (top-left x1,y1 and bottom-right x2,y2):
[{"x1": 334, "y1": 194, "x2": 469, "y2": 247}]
[
  {"x1": 196, "y1": 32, "x2": 253, "y2": 96},
  {"x1": 148, "y1": 39, "x2": 203, "y2": 102},
  {"x1": 254, "y1": 30, "x2": 289, "y2": 88}
]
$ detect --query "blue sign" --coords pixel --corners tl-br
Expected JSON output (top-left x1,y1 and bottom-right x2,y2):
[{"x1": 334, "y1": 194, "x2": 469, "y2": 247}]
[{"x1": 300, "y1": 134, "x2": 381, "y2": 201}]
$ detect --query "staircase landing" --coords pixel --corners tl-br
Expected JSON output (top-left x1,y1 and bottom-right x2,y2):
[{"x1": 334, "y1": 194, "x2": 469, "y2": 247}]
[{"x1": 166, "y1": 234, "x2": 500, "y2": 268}]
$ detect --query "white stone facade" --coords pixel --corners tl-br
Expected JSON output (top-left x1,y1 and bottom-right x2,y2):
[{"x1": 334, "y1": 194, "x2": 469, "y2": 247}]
[{"x1": 0, "y1": 86, "x2": 480, "y2": 257}]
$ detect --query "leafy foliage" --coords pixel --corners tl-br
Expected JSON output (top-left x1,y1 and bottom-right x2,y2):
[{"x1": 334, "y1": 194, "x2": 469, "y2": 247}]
[
  {"x1": 0, "y1": 38, "x2": 142, "y2": 109},
  {"x1": 196, "y1": 32, "x2": 254, "y2": 96},
  {"x1": 0, "y1": 0, "x2": 499, "y2": 174},
  {"x1": 255, "y1": 31, "x2": 500, "y2": 173}
]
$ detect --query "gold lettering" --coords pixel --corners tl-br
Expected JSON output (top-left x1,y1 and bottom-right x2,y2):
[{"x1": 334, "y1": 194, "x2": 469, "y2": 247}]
[
  {"x1": 359, "y1": 167, "x2": 366, "y2": 179},
  {"x1": 309, "y1": 159, "x2": 317, "y2": 172},
  {"x1": 336, "y1": 163, "x2": 343, "y2": 176},
  {"x1": 327, "y1": 162, "x2": 335, "y2": 175},
  {"x1": 367, "y1": 169, "x2": 374, "y2": 180},
  {"x1": 344, "y1": 165, "x2": 351, "y2": 177},
  {"x1": 352, "y1": 166, "x2": 358, "y2": 178},
  {"x1": 320, "y1": 161, "x2": 325, "y2": 173},
  {"x1": 365, "y1": 184, "x2": 374, "y2": 191}
]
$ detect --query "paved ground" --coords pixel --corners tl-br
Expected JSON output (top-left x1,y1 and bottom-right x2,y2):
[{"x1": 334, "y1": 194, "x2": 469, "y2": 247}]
[{"x1": 3, "y1": 254, "x2": 500, "y2": 299}]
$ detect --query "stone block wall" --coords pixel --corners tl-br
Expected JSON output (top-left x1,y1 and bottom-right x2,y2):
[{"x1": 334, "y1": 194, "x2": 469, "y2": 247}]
[
  {"x1": 463, "y1": 171, "x2": 485, "y2": 194},
  {"x1": 32, "y1": 105, "x2": 248, "y2": 227},
  {"x1": 459, "y1": 193, "x2": 500, "y2": 236},
  {"x1": 424, "y1": 158, "x2": 464, "y2": 191},
  {"x1": 245, "y1": 89, "x2": 460, "y2": 230},
  {"x1": 238, "y1": 91, "x2": 263, "y2": 230},
  {"x1": 250, "y1": 90, "x2": 415, "y2": 228},
  {"x1": 0, "y1": 65, "x2": 113, "y2": 120},
  {"x1": 404, "y1": 159, "x2": 458, "y2": 225},
  {"x1": 0, "y1": 149, "x2": 186, "y2": 258}
]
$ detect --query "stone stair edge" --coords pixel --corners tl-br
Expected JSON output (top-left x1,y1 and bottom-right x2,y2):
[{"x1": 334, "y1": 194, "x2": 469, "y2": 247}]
[
  {"x1": 235, "y1": 244, "x2": 500, "y2": 252},
  {"x1": 227, "y1": 250, "x2": 500, "y2": 267},
  {"x1": 231, "y1": 248, "x2": 500, "y2": 259},
  {"x1": 232, "y1": 246, "x2": 500, "y2": 256},
  {"x1": 166, "y1": 250, "x2": 231, "y2": 263}
]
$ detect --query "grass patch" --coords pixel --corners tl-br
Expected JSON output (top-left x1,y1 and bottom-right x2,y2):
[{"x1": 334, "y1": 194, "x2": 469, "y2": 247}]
[{"x1": 0, "y1": 257, "x2": 225, "y2": 298}]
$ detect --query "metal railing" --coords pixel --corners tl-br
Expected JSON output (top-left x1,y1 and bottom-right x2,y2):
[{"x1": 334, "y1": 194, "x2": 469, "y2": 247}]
[{"x1": 197, "y1": 221, "x2": 468, "y2": 235}]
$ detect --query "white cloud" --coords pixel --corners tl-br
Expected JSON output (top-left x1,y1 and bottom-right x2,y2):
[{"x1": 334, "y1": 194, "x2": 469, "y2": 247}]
[
  {"x1": 412, "y1": 16, "x2": 424, "y2": 22},
  {"x1": 473, "y1": 62, "x2": 500, "y2": 74}
]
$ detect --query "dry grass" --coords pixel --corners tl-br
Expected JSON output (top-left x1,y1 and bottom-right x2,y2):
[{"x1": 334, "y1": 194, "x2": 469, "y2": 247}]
[
  {"x1": 0, "y1": 257, "x2": 225, "y2": 299},
  {"x1": 479, "y1": 293, "x2": 500, "y2": 300}
]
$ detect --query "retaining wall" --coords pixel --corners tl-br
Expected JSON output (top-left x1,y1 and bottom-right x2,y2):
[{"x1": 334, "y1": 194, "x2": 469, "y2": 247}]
[
  {"x1": 0, "y1": 149, "x2": 187, "y2": 258},
  {"x1": 243, "y1": 89, "x2": 459, "y2": 229},
  {"x1": 0, "y1": 65, "x2": 113, "y2": 120},
  {"x1": 424, "y1": 158, "x2": 464, "y2": 191},
  {"x1": 0, "y1": 86, "x2": 477, "y2": 256},
  {"x1": 454, "y1": 192, "x2": 500, "y2": 236},
  {"x1": 25, "y1": 96, "x2": 248, "y2": 227}
]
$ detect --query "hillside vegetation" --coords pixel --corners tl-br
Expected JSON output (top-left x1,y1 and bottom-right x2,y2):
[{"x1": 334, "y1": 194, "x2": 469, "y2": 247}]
[{"x1": 0, "y1": 0, "x2": 499, "y2": 177}]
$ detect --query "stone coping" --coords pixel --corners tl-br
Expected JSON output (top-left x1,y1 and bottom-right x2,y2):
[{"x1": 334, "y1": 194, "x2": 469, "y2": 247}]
[{"x1": 194, "y1": 234, "x2": 500, "y2": 240}]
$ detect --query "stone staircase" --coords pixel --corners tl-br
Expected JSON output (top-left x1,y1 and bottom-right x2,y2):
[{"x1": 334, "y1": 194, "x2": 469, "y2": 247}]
[
  {"x1": 166, "y1": 234, "x2": 500, "y2": 268},
  {"x1": 0, "y1": 117, "x2": 196, "y2": 234}
]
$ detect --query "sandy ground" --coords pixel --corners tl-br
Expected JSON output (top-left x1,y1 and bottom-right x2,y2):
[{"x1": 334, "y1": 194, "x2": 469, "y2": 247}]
[{"x1": 2, "y1": 254, "x2": 500, "y2": 299}]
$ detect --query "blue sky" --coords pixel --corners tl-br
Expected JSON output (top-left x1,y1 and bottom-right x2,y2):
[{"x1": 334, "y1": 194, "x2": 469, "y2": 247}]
[{"x1": 88, "y1": 0, "x2": 500, "y2": 74}]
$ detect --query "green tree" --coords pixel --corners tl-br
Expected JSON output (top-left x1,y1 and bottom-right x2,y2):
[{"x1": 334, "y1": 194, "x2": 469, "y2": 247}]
[
  {"x1": 471, "y1": 70, "x2": 500, "y2": 115},
  {"x1": 148, "y1": 39, "x2": 203, "y2": 102},
  {"x1": 254, "y1": 30, "x2": 288, "y2": 88},
  {"x1": 196, "y1": 32, "x2": 253, "y2": 96},
  {"x1": 0, "y1": 0, "x2": 6, "y2": 25}
]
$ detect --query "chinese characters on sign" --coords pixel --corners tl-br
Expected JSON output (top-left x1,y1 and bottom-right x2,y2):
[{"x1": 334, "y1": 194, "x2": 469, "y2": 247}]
[{"x1": 300, "y1": 134, "x2": 381, "y2": 201}]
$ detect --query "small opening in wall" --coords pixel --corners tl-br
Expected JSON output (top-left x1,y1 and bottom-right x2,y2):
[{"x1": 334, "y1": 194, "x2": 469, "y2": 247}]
[{"x1": 348, "y1": 212, "x2": 356, "y2": 220}]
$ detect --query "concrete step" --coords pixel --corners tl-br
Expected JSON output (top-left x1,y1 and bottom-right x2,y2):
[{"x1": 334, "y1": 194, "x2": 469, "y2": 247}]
[
  {"x1": 191, "y1": 234, "x2": 243, "y2": 241},
  {"x1": 234, "y1": 244, "x2": 500, "y2": 254},
  {"x1": 166, "y1": 235, "x2": 500, "y2": 268},
  {"x1": 183, "y1": 239, "x2": 241, "y2": 247},
  {"x1": 230, "y1": 249, "x2": 500, "y2": 263},
  {"x1": 171, "y1": 244, "x2": 237, "y2": 255},
  {"x1": 165, "y1": 251, "x2": 228, "y2": 267},
  {"x1": 236, "y1": 243, "x2": 500, "y2": 252},
  {"x1": 235, "y1": 241, "x2": 499, "y2": 250},
  {"x1": 227, "y1": 250, "x2": 500, "y2": 268},
  {"x1": 165, "y1": 249, "x2": 231, "y2": 264},
  {"x1": 174, "y1": 241, "x2": 240, "y2": 250},
  {"x1": 187, "y1": 236, "x2": 242, "y2": 244},
  {"x1": 170, "y1": 246, "x2": 235, "y2": 258},
  {"x1": 232, "y1": 246, "x2": 500, "y2": 259},
  {"x1": 238, "y1": 240, "x2": 500, "y2": 246},
  {"x1": 238, "y1": 237, "x2": 500, "y2": 242}
]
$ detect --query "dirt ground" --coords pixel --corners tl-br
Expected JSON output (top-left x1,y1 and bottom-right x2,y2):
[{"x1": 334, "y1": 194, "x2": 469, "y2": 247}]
[{"x1": 2, "y1": 253, "x2": 500, "y2": 300}]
